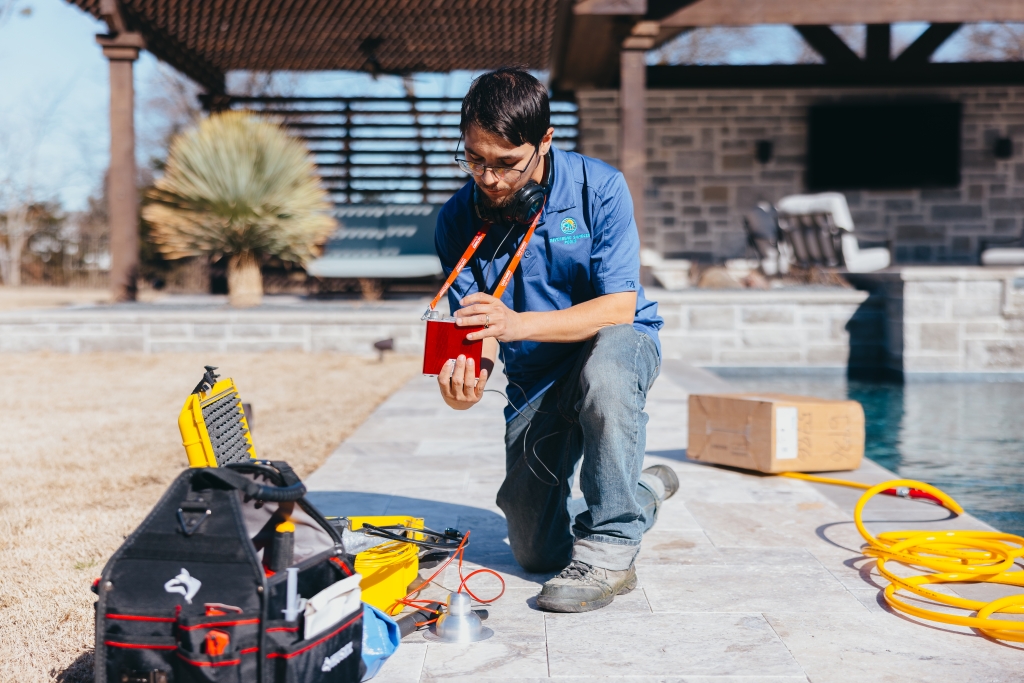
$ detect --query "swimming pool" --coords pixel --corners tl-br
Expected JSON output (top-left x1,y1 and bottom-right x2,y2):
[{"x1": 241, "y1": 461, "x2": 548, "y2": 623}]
[{"x1": 715, "y1": 373, "x2": 1024, "y2": 536}]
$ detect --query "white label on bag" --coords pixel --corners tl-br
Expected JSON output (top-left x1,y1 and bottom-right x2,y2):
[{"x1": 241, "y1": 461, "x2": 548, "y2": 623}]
[
  {"x1": 775, "y1": 407, "x2": 798, "y2": 460},
  {"x1": 322, "y1": 641, "x2": 354, "y2": 672}
]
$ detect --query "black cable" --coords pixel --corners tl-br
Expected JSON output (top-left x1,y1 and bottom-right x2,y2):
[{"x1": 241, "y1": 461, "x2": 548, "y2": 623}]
[
  {"x1": 359, "y1": 523, "x2": 466, "y2": 551},
  {"x1": 471, "y1": 220, "x2": 566, "y2": 488},
  {"x1": 481, "y1": 222, "x2": 518, "y2": 295},
  {"x1": 483, "y1": 387, "x2": 565, "y2": 488}
]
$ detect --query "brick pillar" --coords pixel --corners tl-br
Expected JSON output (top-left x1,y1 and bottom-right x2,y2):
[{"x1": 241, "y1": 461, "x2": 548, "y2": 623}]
[
  {"x1": 620, "y1": 49, "x2": 646, "y2": 243},
  {"x1": 97, "y1": 33, "x2": 144, "y2": 302}
]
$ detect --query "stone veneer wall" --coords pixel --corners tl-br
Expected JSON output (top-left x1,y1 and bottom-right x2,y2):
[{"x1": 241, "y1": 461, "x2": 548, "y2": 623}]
[
  {"x1": 0, "y1": 291, "x2": 872, "y2": 370},
  {"x1": 850, "y1": 266, "x2": 1024, "y2": 375},
  {"x1": 0, "y1": 306, "x2": 427, "y2": 354},
  {"x1": 576, "y1": 86, "x2": 1024, "y2": 264},
  {"x1": 5, "y1": 275, "x2": 1018, "y2": 376},
  {"x1": 653, "y1": 288, "x2": 871, "y2": 368}
]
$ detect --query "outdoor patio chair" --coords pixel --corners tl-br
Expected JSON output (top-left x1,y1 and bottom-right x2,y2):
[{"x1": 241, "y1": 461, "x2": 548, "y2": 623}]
[
  {"x1": 776, "y1": 192, "x2": 891, "y2": 273},
  {"x1": 979, "y1": 229, "x2": 1024, "y2": 266},
  {"x1": 742, "y1": 202, "x2": 787, "y2": 275}
]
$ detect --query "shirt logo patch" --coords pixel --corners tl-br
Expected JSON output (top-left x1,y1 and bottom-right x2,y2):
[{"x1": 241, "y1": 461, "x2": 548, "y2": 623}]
[{"x1": 560, "y1": 217, "x2": 578, "y2": 234}]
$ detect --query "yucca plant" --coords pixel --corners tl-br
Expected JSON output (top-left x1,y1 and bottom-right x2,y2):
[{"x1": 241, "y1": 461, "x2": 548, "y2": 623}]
[{"x1": 144, "y1": 111, "x2": 335, "y2": 307}]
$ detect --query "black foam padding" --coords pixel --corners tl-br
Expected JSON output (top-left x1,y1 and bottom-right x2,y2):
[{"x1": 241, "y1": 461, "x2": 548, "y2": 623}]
[{"x1": 201, "y1": 392, "x2": 252, "y2": 466}]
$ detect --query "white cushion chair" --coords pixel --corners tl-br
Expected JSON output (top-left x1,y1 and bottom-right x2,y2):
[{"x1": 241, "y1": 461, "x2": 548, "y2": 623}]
[
  {"x1": 979, "y1": 232, "x2": 1024, "y2": 266},
  {"x1": 981, "y1": 249, "x2": 1024, "y2": 266},
  {"x1": 776, "y1": 192, "x2": 891, "y2": 273},
  {"x1": 838, "y1": 233, "x2": 893, "y2": 273}
]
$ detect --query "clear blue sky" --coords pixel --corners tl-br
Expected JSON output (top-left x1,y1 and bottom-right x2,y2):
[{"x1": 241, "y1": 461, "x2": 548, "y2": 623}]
[
  {"x1": 0, "y1": 1, "x2": 989, "y2": 212},
  {"x1": 0, "y1": 1, "x2": 486, "y2": 211},
  {"x1": 1, "y1": 0, "x2": 121, "y2": 211}
]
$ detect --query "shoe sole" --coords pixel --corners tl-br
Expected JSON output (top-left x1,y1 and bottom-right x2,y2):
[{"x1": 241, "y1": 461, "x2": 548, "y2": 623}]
[
  {"x1": 644, "y1": 464, "x2": 679, "y2": 500},
  {"x1": 535, "y1": 573, "x2": 638, "y2": 613}
]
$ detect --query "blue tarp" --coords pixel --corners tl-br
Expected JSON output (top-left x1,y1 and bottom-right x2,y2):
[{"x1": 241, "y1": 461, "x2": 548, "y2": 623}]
[{"x1": 361, "y1": 603, "x2": 400, "y2": 681}]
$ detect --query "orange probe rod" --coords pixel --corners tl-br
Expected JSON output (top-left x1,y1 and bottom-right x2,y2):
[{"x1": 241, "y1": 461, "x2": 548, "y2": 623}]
[{"x1": 428, "y1": 228, "x2": 489, "y2": 311}]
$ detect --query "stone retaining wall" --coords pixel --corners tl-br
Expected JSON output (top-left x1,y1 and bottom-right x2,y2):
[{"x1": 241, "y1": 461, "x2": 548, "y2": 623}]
[
  {"x1": 0, "y1": 305, "x2": 426, "y2": 355},
  {"x1": 8, "y1": 275, "x2": 1018, "y2": 377},
  {"x1": 849, "y1": 266, "x2": 1024, "y2": 375},
  {"x1": 0, "y1": 290, "x2": 870, "y2": 371},
  {"x1": 652, "y1": 288, "x2": 870, "y2": 368}
]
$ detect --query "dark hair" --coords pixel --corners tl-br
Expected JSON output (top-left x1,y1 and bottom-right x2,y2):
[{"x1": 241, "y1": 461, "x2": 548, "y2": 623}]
[{"x1": 460, "y1": 67, "x2": 550, "y2": 147}]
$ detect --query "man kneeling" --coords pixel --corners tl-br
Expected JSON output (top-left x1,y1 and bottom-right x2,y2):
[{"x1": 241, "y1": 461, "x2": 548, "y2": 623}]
[{"x1": 434, "y1": 68, "x2": 678, "y2": 613}]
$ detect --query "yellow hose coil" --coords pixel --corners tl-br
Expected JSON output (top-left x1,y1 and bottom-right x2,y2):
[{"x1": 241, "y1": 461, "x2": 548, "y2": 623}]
[{"x1": 780, "y1": 472, "x2": 1024, "y2": 642}]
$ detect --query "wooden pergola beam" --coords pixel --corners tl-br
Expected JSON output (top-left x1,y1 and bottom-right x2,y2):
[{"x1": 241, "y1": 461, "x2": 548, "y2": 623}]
[
  {"x1": 866, "y1": 24, "x2": 891, "y2": 64},
  {"x1": 646, "y1": 61, "x2": 1024, "y2": 88},
  {"x1": 794, "y1": 26, "x2": 861, "y2": 66},
  {"x1": 135, "y1": 27, "x2": 226, "y2": 95},
  {"x1": 659, "y1": 0, "x2": 1024, "y2": 27},
  {"x1": 894, "y1": 23, "x2": 963, "y2": 64},
  {"x1": 71, "y1": 0, "x2": 564, "y2": 75}
]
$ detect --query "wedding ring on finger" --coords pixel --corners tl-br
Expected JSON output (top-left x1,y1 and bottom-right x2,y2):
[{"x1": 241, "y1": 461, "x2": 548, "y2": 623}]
[{"x1": 485, "y1": 314, "x2": 490, "y2": 328}]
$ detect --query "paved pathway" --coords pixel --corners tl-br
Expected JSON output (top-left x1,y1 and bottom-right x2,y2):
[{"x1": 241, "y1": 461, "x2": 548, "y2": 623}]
[{"x1": 305, "y1": 363, "x2": 1022, "y2": 683}]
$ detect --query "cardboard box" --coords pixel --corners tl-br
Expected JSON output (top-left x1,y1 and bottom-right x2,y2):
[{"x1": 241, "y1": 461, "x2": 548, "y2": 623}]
[{"x1": 687, "y1": 393, "x2": 864, "y2": 473}]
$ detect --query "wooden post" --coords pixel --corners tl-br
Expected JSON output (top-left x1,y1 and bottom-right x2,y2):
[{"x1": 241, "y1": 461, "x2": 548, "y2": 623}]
[
  {"x1": 97, "y1": 33, "x2": 144, "y2": 302},
  {"x1": 620, "y1": 48, "x2": 646, "y2": 244}
]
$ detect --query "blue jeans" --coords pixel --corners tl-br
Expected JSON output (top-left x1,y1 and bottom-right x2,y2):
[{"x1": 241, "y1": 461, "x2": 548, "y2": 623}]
[{"x1": 496, "y1": 325, "x2": 662, "y2": 572}]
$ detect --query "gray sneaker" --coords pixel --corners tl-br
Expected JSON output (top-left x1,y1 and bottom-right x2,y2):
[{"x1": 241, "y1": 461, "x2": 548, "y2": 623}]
[
  {"x1": 536, "y1": 560, "x2": 637, "y2": 613},
  {"x1": 642, "y1": 464, "x2": 679, "y2": 500}
]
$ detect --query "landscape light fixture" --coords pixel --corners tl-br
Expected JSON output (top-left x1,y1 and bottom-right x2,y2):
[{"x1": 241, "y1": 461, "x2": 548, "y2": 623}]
[
  {"x1": 755, "y1": 140, "x2": 774, "y2": 164},
  {"x1": 994, "y1": 136, "x2": 1013, "y2": 160},
  {"x1": 373, "y1": 338, "x2": 395, "y2": 362}
]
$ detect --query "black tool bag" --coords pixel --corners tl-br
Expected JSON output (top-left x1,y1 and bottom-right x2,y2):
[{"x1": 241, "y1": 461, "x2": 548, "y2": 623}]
[{"x1": 94, "y1": 461, "x2": 363, "y2": 683}]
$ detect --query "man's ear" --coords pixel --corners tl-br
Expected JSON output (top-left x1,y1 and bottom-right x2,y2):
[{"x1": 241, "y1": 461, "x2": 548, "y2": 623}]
[{"x1": 539, "y1": 126, "x2": 555, "y2": 155}]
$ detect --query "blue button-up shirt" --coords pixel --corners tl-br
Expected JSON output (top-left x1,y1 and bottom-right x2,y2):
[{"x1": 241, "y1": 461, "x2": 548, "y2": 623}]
[{"x1": 435, "y1": 146, "x2": 663, "y2": 421}]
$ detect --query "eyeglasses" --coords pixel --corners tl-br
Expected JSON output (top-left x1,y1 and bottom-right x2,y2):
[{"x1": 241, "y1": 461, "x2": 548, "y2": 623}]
[{"x1": 454, "y1": 144, "x2": 538, "y2": 183}]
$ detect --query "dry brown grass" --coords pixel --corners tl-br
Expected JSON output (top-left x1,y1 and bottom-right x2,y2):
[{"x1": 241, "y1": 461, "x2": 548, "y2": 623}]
[
  {"x1": 0, "y1": 352, "x2": 420, "y2": 682},
  {"x1": 0, "y1": 286, "x2": 171, "y2": 311},
  {"x1": 0, "y1": 285, "x2": 112, "y2": 310}
]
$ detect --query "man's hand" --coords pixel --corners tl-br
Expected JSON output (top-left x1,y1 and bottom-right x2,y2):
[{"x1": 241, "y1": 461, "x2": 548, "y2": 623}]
[
  {"x1": 438, "y1": 354, "x2": 490, "y2": 410},
  {"x1": 456, "y1": 293, "x2": 525, "y2": 342},
  {"x1": 456, "y1": 291, "x2": 636, "y2": 344}
]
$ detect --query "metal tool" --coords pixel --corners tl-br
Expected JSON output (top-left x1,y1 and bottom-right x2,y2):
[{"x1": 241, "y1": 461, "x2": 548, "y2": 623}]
[{"x1": 423, "y1": 592, "x2": 493, "y2": 644}]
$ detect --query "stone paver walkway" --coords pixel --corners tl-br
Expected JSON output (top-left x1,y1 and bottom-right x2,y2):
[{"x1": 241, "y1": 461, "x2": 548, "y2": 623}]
[{"x1": 305, "y1": 362, "x2": 1022, "y2": 683}]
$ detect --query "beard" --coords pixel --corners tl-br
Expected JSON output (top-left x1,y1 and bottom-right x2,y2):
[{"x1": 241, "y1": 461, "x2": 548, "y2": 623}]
[{"x1": 476, "y1": 183, "x2": 516, "y2": 209}]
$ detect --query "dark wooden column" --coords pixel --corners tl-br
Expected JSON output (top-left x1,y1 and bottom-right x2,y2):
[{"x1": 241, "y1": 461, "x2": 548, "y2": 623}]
[
  {"x1": 866, "y1": 24, "x2": 892, "y2": 64},
  {"x1": 620, "y1": 47, "x2": 646, "y2": 243},
  {"x1": 97, "y1": 32, "x2": 144, "y2": 302}
]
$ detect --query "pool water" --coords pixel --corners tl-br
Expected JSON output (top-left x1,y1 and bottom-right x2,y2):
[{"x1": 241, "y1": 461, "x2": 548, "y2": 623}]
[{"x1": 717, "y1": 374, "x2": 1024, "y2": 536}]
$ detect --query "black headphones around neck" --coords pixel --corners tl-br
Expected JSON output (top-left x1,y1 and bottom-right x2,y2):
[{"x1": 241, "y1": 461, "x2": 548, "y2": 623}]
[{"x1": 474, "y1": 151, "x2": 552, "y2": 228}]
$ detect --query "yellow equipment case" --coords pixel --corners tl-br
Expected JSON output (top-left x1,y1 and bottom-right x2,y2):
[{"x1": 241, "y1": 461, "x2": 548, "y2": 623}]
[{"x1": 178, "y1": 366, "x2": 257, "y2": 467}]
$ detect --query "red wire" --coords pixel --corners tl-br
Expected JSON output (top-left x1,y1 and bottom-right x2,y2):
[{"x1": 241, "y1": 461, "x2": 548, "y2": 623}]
[{"x1": 391, "y1": 529, "x2": 506, "y2": 618}]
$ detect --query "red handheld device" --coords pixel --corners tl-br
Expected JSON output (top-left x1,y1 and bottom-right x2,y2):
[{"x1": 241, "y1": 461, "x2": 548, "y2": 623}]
[{"x1": 423, "y1": 320, "x2": 484, "y2": 378}]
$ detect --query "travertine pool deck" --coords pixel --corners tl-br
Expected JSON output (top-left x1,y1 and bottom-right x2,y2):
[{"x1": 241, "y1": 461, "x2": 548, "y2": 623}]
[{"x1": 305, "y1": 362, "x2": 1023, "y2": 683}]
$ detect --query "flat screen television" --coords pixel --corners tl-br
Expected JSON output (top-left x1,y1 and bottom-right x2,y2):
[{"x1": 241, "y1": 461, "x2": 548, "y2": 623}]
[{"x1": 806, "y1": 102, "x2": 961, "y2": 191}]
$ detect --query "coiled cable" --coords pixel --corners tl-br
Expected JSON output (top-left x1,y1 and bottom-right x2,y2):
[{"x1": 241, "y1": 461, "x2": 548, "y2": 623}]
[{"x1": 781, "y1": 472, "x2": 1024, "y2": 643}]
